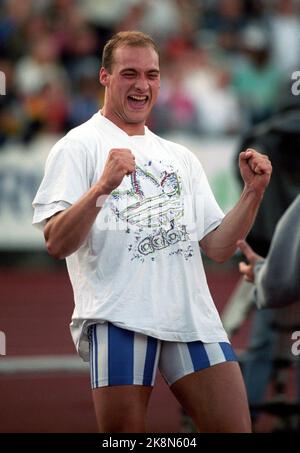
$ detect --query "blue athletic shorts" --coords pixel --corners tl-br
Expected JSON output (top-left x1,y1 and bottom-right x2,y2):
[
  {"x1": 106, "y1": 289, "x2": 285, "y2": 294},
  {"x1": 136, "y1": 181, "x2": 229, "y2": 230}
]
[{"x1": 88, "y1": 322, "x2": 237, "y2": 388}]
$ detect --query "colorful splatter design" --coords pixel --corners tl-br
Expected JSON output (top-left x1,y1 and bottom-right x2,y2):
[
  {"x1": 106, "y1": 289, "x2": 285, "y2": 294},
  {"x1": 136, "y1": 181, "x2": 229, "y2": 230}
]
[{"x1": 109, "y1": 161, "x2": 193, "y2": 262}]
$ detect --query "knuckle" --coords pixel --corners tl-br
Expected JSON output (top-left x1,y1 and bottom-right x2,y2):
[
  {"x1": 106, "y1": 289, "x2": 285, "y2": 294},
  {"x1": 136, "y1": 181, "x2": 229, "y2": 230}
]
[{"x1": 109, "y1": 149, "x2": 118, "y2": 159}]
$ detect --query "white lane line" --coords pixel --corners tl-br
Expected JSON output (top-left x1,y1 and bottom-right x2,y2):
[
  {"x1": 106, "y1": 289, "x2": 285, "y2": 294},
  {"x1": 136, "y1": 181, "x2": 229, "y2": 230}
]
[{"x1": 0, "y1": 355, "x2": 89, "y2": 374}]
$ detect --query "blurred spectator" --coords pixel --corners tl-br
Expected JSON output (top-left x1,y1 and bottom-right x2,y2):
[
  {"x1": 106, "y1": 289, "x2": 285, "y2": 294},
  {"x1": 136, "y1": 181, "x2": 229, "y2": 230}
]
[
  {"x1": 12, "y1": 33, "x2": 70, "y2": 142},
  {"x1": 78, "y1": 0, "x2": 137, "y2": 46},
  {"x1": 69, "y1": 67, "x2": 102, "y2": 128},
  {"x1": 0, "y1": 0, "x2": 300, "y2": 144},
  {"x1": 268, "y1": 0, "x2": 300, "y2": 77},
  {"x1": 22, "y1": 80, "x2": 69, "y2": 141},
  {"x1": 201, "y1": 0, "x2": 247, "y2": 56},
  {"x1": 14, "y1": 34, "x2": 68, "y2": 96},
  {"x1": 232, "y1": 25, "x2": 282, "y2": 128},
  {"x1": 183, "y1": 49, "x2": 241, "y2": 135},
  {"x1": 149, "y1": 60, "x2": 198, "y2": 134},
  {"x1": 118, "y1": 0, "x2": 184, "y2": 47},
  {"x1": 0, "y1": 58, "x2": 23, "y2": 145},
  {"x1": 0, "y1": 0, "x2": 33, "y2": 59}
]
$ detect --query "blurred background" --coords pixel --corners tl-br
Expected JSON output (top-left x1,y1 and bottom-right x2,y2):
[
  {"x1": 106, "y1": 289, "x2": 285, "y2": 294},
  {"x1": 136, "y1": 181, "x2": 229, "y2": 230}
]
[{"x1": 1, "y1": 0, "x2": 300, "y2": 433}]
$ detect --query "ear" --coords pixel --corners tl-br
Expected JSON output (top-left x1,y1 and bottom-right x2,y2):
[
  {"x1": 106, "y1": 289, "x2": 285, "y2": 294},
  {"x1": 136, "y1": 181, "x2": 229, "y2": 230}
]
[{"x1": 99, "y1": 67, "x2": 110, "y2": 87}]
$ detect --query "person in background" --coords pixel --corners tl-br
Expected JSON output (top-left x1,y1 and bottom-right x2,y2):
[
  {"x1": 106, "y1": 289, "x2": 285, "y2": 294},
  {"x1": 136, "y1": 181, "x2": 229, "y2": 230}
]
[
  {"x1": 222, "y1": 91, "x2": 300, "y2": 427},
  {"x1": 238, "y1": 195, "x2": 300, "y2": 308},
  {"x1": 238, "y1": 195, "x2": 300, "y2": 431}
]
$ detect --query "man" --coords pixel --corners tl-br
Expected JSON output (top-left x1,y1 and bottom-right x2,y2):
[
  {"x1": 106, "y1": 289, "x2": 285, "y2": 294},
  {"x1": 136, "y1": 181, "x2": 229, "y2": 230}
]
[
  {"x1": 238, "y1": 194, "x2": 300, "y2": 308},
  {"x1": 32, "y1": 31, "x2": 272, "y2": 433}
]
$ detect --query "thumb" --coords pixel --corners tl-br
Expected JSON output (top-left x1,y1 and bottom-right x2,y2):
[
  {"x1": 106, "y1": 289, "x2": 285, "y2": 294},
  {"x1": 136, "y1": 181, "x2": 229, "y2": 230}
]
[
  {"x1": 237, "y1": 239, "x2": 259, "y2": 264},
  {"x1": 238, "y1": 261, "x2": 254, "y2": 282},
  {"x1": 239, "y1": 149, "x2": 253, "y2": 164},
  {"x1": 239, "y1": 261, "x2": 249, "y2": 274}
]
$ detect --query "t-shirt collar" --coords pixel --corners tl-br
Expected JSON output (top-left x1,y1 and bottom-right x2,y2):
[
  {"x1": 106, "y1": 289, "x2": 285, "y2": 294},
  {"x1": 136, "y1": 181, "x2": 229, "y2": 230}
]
[{"x1": 93, "y1": 110, "x2": 149, "y2": 139}]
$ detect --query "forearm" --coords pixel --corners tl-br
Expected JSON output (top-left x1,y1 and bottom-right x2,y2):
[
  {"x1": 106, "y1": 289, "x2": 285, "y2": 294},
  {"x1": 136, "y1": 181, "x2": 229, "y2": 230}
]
[
  {"x1": 201, "y1": 187, "x2": 264, "y2": 263},
  {"x1": 44, "y1": 184, "x2": 108, "y2": 259}
]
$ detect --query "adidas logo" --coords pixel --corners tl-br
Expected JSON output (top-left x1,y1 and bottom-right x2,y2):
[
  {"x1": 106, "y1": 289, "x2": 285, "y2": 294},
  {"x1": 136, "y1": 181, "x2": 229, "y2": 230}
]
[
  {"x1": 110, "y1": 165, "x2": 184, "y2": 229},
  {"x1": 138, "y1": 225, "x2": 189, "y2": 255}
]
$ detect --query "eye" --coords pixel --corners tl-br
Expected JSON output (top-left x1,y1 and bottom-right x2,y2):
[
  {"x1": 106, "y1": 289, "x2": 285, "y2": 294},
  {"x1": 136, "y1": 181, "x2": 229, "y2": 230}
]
[
  {"x1": 148, "y1": 72, "x2": 159, "y2": 80},
  {"x1": 122, "y1": 71, "x2": 136, "y2": 78}
]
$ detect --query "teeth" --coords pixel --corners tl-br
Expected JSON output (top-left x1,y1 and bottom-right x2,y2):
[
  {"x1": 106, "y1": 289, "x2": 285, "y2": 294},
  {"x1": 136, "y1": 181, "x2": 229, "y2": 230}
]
[{"x1": 130, "y1": 95, "x2": 147, "y2": 101}]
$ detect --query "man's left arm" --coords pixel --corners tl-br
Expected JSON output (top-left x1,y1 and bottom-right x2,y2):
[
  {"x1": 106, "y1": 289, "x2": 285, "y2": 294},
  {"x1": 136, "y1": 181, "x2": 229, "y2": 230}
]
[{"x1": 200, "y1": 149, "x2": 272, "y2": 263}]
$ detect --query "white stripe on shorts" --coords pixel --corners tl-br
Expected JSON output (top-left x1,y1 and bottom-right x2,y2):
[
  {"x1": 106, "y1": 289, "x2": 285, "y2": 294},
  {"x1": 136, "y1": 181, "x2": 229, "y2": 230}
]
[
  {"x1": 151, "y1": 341, "x2": 161, "y2": 386},
  {"x1": 94, "y1": 323, "x2": 108, "y2": 387},
  {"x1": 203, "y1": 342, "x2": 226, "y2": 366},
  {"x1": 133, "y1": 332, "x2": 148, "y2": 385},
  {"x1": 159, "y1": 342, "x2": 194, "y2": 386}
]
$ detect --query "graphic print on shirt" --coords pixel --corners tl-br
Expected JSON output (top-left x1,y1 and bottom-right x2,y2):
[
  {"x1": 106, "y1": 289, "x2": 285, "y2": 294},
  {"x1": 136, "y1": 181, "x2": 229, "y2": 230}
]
[{"x1": 109, "y1": 160, "x2": 193, "y2": 262}]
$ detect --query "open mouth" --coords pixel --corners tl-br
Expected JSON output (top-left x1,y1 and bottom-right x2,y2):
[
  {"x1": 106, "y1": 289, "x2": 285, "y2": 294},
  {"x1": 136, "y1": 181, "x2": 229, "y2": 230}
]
[{"x1": 127, "y1": 95, "x2": 149, "y2": 109}]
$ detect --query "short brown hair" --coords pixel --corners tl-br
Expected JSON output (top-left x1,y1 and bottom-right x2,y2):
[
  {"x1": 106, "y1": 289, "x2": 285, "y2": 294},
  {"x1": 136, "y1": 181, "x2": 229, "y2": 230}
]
[{"x1": 102, "y1": 31, "x2": 159, "y2": 73}]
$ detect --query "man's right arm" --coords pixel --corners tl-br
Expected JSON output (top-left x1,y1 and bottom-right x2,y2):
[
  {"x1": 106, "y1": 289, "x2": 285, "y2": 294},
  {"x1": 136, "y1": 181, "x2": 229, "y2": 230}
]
[
  {"x1": 44, "y1": 148, "x2": 135, "y2": 259},
  {"x1": 44, "y1": 184, "x2": 107, "y2": 259}
]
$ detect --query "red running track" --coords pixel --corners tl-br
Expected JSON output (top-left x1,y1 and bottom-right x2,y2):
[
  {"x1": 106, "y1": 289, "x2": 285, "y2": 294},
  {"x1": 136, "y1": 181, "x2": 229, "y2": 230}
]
[{"x1": 0, "y1": 265, "x2": 248, "y2": 433}]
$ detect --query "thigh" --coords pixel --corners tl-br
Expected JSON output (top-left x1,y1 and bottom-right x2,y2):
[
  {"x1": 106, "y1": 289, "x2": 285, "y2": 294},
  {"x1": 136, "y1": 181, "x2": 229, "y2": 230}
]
[
  {"x1": 171, "y1": 362, "x2": 251, "y2": 433},
  {"x1": 89, "y1": 322, "x2": 160, "y2": 432},
  {"x1": 92, "y1": 385, "x2": 152, "y2": 433},
  {"x1": 159, "y1": 340, "x2": 251, "y2": 432}
]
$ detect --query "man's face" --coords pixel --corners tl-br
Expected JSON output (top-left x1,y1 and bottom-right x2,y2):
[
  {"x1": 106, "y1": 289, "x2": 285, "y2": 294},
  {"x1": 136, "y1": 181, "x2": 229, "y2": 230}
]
[{"x1": 100, "y1": 45, "x2": 160, "y2": 134}]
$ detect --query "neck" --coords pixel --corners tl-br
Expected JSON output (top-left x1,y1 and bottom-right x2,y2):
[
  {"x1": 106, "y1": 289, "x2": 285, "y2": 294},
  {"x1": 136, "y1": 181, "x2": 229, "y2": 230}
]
[{"x1": 100, "y1": 108, "x2": 145, "y2": 136}]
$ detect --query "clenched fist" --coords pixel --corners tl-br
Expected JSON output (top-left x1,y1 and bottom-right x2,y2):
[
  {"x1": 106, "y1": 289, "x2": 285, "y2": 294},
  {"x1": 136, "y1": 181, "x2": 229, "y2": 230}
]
[
  {"x1": 98, "y1": 148, "x2": 136, "y2": 194},
  {"x1": 239, "y1": 148, "x2": 272, "y2": 194}
]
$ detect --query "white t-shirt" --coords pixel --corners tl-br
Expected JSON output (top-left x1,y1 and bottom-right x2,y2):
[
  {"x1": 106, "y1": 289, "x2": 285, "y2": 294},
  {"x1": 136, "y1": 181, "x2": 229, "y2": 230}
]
[{"x1": 33, "y1": 112, "x2": 229, "y2": 361}]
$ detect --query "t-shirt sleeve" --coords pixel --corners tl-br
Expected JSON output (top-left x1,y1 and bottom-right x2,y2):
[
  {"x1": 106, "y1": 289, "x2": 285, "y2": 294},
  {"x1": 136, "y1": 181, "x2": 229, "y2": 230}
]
[
  {"x1": 32, "y1": 137, "x2": 91, "y2": 230},
  {"x1": 188, "y1": 151, "x2": 224, "y2": 241}
]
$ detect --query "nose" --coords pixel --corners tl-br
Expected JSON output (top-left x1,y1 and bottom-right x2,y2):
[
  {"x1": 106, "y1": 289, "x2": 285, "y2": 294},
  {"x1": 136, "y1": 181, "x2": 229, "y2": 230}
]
[{"x1": 134, "y1": 75, "x2": 149, "y2": 92}]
